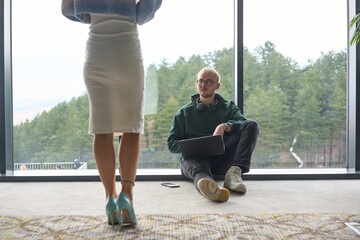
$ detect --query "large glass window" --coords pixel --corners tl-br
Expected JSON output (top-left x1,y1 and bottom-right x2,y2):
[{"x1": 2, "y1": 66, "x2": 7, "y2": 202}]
[
  {"x1": 244, "y1": 0, "x2": 347, "y2": 168},
  {"x1": 11, "y1": 0, "x2": 349, "y2": 174},
  {"x1": 12, "y1": 0, "x2": 234, "y2": 173}
]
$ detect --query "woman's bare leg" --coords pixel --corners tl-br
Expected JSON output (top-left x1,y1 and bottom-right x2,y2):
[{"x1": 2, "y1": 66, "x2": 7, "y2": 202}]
[
  {"x1": 118, "y1": 132, "x2": 140, "y2": 204},
  {"x1": 94, "y1": 133, "x2": 117, "y2": 199}
]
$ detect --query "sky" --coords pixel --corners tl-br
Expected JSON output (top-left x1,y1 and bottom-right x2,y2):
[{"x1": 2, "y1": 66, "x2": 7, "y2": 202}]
[{"x1": 11, "y1": 0, "x2": 347, "y2": 123}]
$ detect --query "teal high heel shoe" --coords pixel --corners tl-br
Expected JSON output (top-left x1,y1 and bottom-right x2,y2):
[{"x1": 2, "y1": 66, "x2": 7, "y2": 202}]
[
  {"x1": 116, "y1": 192, "x2": 137, "y2": 225},
  {"x1": 106, "y1": 196, "x2": 119, "y2": 227}
]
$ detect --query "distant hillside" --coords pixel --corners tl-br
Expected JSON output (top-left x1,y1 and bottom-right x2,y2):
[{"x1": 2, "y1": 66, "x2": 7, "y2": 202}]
[
  {"x1": 14, "y1": 107, "x2": 52, "y2": 125},
  {"x1": 13, "y1": 94, "x2": 94, "y2": 165}
]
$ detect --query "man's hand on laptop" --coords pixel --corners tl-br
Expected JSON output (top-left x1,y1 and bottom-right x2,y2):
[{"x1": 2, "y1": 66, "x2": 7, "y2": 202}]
[{"x1": 213, "y1": 124, "x2": 227, "y2": 143}]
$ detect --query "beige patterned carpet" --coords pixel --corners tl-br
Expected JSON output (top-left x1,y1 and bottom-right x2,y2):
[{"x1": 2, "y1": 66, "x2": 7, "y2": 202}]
[{"x1": 1, "y1": 213, "x2": 359, "y2": 239}]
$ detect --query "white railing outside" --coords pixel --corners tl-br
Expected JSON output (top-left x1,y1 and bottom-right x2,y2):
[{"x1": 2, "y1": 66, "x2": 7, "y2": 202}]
[{"x1": 14, "y1": 162, "x2": 87, "y2": 170}]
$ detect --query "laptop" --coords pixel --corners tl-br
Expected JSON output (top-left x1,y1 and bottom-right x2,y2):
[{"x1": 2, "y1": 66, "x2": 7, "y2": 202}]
[{"x1": 178, "y1": 135, "x2": 225, "y2": 158}]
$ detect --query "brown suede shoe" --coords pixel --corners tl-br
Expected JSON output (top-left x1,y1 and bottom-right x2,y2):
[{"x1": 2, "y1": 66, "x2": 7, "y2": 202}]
[{"x1": 197, "y1": 178, "x2": 230, "y2": 202}]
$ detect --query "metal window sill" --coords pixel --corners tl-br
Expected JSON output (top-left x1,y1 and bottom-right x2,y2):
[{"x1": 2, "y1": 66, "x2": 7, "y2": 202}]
[{"x1": 1, "y1": 168, "x2": 359, "y2": 181}]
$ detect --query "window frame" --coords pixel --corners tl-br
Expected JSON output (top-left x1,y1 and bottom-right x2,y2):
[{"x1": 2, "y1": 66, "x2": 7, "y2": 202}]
[
  {"x1": 0, "y1": 0, "x2": 13, "y2": 175},
  {"x1": 350, "y1": 0, "x2": 360, "y2": 172},
  {"x1": 1, "y1": 0, "x2": 359, "y2": 181}
]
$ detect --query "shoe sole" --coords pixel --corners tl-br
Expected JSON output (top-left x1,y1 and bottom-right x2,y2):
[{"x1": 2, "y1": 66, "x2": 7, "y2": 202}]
[
  {"x1": 198, "y1": 178, "x2": 230, "y2": 202},
  {"x1": 121, "y1": 208, "x2": 137, "y2": 226},
  {"x1": 223, "y1": 182, "x2": 247, "y2": 193},
  {"x1": 107, "y1": 211, "x2": 119, "y2": 226}
]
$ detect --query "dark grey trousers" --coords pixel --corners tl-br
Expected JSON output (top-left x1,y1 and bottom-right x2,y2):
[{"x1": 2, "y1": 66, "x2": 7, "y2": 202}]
[{"x1": 180, "y1": 120, "x2": 259, "y2": 190}]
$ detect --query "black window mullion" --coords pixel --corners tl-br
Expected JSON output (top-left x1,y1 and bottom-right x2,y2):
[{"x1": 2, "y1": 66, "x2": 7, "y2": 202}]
[
  {"x1": 236, "y1": 0, "x2": 244, "y2": 113},
  {"x1": 0, "y1": 0, "x2": 13, "y2": 174},
  {"x1": 356, "y1": 0, "x2": 360, "y2": 171}
]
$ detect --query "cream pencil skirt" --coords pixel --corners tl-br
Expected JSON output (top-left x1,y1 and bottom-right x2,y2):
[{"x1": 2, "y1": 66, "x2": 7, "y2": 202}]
[{"x1": 84, "y1": 14, "x2": 144, "y2": 134}]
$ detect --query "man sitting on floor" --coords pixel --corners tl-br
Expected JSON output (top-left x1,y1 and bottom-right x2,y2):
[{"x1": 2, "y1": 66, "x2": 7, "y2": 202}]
[{"x1": 167, "y1": 67, "x2": 259, "y2": 202}]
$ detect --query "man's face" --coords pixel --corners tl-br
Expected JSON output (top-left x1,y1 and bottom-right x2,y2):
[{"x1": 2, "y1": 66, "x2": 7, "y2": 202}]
[{"x1": 196, "y1": 72, "x2": 219, "y2": 99}]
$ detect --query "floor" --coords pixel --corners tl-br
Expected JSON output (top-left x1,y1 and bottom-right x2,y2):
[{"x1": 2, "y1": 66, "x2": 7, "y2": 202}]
[{"x1": 0, "y1": 180, "x2": 359, "y2": 216}]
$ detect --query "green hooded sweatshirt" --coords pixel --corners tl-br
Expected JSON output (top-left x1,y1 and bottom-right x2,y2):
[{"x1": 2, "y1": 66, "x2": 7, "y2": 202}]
[{"x1": 167, "y1": 93, "x2": 247, "y2": 154}]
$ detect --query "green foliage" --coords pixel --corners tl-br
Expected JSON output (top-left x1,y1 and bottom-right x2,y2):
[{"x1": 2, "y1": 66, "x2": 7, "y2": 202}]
[
  {"x1": 212, "y1": 48, "x2": 235, "y2": 101},
  {"x1": 153, "y1": 97, "x2": 179, "y2": 149},
  {"x1": 14, "y1": 94, "x2": 93, "y2": 165},
  {"x1": 13, "y1": 44, "x2": 347, "y2": 169},
  {"x1": 350, "y1": 13, "x2": 360, "y2": 45}
]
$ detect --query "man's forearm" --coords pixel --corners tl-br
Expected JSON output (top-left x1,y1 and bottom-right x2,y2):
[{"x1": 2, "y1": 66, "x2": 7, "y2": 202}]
[{"x1": 167, "y1": 138, "x2": 181, "y2": 154}]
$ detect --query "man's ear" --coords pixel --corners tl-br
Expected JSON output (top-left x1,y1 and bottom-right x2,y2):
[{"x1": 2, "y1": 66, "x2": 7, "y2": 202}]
[{"x1": 216, "y1": 83, "x2": 220, "y2": 89}]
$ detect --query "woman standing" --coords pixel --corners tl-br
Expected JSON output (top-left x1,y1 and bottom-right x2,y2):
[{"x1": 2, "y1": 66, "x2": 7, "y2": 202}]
[{"x1": 61, "y1": 0, "x2": 162, "y2": 226}]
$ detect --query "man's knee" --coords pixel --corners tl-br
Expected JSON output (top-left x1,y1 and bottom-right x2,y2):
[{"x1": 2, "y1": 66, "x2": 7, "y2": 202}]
[{"x1": 243, "y1": 120, "x2": 259, "y2": 134}]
